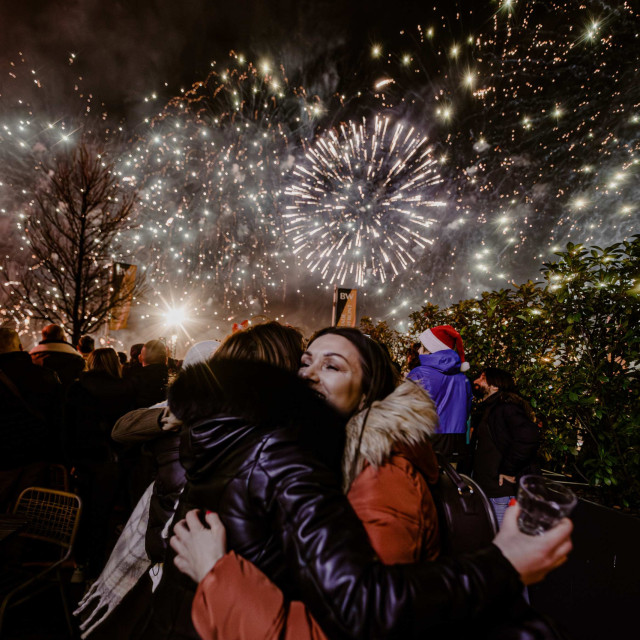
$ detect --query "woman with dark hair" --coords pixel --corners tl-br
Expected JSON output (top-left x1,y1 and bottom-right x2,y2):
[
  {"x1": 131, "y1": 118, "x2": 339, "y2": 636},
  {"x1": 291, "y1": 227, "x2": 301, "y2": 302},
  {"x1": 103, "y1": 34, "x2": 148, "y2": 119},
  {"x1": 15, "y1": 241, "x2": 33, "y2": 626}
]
[
  {"x1": 66, "y1": 348, "x2": 134, "y2": 463},
  {"x1": 66, "y1": 347, "x2": 135, "y2": 578},
  {"x1": 405, "y1": 341, "x2": 422, "y2": 373},
  {"x1": 470, "y1": 367, "x2": 540, "y2": 526},
  {"x1": 143, "y1": 324, "x2": 572, "y2": 640},
  {"x1": 170, "y1": 325, "x2": 440, "y2": 640}
]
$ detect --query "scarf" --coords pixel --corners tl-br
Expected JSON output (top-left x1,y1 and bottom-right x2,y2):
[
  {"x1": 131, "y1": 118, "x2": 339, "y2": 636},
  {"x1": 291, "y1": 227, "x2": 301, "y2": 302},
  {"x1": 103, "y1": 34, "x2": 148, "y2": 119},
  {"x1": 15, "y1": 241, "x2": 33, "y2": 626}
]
[{"x1": 74, "y1": 483, "x2": 153, "y2": 638}]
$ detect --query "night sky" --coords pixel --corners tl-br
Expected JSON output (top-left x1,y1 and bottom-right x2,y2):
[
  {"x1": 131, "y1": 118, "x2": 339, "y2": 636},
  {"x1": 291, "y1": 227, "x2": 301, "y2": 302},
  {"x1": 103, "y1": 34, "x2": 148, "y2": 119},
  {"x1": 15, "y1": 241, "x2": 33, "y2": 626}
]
[
  {"x1": 1, "y1": 1, "x2": 638, "y2": 348},
  {"x1": 1, "y1": 1, "x2": 488, "y2": 119}
]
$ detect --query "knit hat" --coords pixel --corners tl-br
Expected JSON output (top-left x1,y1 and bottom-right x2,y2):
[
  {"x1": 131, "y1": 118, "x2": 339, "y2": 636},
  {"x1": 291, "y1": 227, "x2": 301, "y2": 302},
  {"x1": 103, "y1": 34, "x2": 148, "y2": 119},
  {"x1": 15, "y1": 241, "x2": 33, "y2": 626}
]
[
  {"x1": 182, "y1": 340, "x2": 221, "y2": 367},
  {"x1": 418, "y1": 325, "x2": 469, "y2": 372}
]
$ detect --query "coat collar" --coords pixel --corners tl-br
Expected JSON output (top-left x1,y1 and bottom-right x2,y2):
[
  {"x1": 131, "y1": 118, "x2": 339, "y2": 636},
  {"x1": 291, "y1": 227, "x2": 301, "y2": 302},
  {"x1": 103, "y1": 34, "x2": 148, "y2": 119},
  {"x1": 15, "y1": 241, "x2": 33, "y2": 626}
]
[
  {"x1": 342, "y1": 380, "x2": 439, "y2": 491},
  {"x1": 30, "y1": 341, "x2": 80, "y2": 356},
  {"x1": 478, "y1": 390, "x2": 536, "y2": 422}
]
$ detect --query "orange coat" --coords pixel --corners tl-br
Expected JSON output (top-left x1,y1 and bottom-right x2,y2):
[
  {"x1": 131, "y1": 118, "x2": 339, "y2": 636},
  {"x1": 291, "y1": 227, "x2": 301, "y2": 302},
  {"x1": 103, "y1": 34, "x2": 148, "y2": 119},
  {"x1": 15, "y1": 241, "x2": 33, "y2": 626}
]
[
  {"x1": 192, "y1": 449, "x2": 440, "y2": 640},
  {"x1": 192, "y1": 381, "x2": 440, "y2": 640}
]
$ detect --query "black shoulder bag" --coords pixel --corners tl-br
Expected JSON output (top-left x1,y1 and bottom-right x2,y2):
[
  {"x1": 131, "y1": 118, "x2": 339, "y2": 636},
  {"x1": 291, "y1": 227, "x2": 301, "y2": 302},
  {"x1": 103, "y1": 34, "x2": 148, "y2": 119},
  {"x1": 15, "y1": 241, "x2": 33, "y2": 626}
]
[{"x1": 430, "y1": 452, "x2": 499, "y2": 556}]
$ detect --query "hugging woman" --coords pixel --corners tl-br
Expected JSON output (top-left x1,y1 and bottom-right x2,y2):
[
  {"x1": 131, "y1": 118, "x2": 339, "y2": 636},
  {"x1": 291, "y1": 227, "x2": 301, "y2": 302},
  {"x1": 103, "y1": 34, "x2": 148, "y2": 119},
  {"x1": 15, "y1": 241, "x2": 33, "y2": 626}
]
[{"x1": 141, "y1": 322, "x2": 572, "y2": 640}]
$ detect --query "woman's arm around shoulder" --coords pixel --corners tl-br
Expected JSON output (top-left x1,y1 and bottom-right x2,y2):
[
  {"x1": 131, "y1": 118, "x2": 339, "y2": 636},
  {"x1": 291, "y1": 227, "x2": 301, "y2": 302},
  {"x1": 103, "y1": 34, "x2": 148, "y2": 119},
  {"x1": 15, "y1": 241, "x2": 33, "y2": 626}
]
[
  {"x1": 111, "y1": 407, "x2": 165, "y2": 443},
  {"x1": 194, "y1": 551, "x2": 327, "y2": 640}
]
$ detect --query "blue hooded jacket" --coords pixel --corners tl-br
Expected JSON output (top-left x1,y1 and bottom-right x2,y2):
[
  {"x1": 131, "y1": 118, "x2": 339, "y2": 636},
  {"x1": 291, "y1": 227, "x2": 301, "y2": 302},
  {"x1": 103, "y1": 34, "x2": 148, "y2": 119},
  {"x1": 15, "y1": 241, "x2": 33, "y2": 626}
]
[{"x1": 407, "y1": 350, "x2": 472, "y2": 435}]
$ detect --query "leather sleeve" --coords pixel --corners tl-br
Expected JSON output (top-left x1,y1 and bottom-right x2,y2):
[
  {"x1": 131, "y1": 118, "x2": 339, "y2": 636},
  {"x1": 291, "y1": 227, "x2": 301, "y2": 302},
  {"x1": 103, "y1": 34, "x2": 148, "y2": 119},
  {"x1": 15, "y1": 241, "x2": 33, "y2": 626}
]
[{"x1": 255, "y1": 436, "x2": 523, "y2": 640}]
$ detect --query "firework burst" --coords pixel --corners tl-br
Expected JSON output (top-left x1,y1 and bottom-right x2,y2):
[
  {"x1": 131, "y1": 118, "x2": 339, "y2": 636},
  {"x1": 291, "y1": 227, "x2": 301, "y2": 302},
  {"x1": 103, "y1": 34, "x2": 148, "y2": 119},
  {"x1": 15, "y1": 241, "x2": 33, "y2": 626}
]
[
  {"x1": 117, "y1": 53, "x2": 321, "y2": 314},
  {"x1": 284, "y1": 115, "x2": 444, "y2": 286}
]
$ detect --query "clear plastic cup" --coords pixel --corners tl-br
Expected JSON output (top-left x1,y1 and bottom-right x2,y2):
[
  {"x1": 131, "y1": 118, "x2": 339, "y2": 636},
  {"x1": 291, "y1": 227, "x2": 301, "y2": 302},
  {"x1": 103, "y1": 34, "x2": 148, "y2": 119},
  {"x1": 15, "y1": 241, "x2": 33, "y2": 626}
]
[{"x1": 517, "y1": 475, "x2": 577, "y2": 535}]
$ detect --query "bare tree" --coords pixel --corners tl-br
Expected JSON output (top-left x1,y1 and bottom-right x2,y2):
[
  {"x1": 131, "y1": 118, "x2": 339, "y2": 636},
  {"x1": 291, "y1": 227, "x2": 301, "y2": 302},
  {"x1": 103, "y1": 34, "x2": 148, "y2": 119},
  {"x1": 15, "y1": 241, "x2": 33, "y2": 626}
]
[{"x1": 1, "y1": 141, "x2": 144, "y2": 344}]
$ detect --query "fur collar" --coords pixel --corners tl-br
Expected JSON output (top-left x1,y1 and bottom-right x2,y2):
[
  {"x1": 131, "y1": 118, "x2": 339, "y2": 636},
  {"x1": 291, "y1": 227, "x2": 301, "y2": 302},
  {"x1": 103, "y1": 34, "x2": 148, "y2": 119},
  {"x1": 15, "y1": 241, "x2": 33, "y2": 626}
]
[
  {"x1": 30, "y1": 341, "x2": 80, "y2": 356},
  {"x1": 342, "y1": 380, "x2": 439, "y2": 491}
]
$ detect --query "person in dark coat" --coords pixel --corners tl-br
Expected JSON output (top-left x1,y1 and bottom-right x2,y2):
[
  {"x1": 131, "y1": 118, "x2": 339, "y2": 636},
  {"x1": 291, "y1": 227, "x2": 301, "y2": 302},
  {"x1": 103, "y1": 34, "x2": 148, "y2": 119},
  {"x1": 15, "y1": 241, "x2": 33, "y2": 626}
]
[
  {"x1": 77, "y1": 334, "x2": 95, "y2": 366},
  {"x1": 142, "y1": 324, "x2": 571, "y2": 640},
  {"x1": 111, "y1": 340, "x2": 220, "y2": 562},
  {"x1": 112, "y1": 406, "x2": 181, "y2": 561},
  {"x1": 29, "y1": 324, "x2": 85, "y2": 390},
  {"x1": 0, "y1": 327, "x2": 62, "y2": 511},
  {"x1": 66, "y1": 347, "x2": 135, "y2": 578},
  {"x1": 71, "y1": 341, "x2": 221, "y2": 639},
  {"x1": 129, "y1": 340, "x2": 169, "y2": 408},
  {"x1": 122, "y1": 343, "x2": 144, "y2": 379},
  {"x1": 470, "y1": 367, "x2": 540, "y2": 526},
  {"x1": 118, "y1": 340, "x2": 171, "y2": 510}
]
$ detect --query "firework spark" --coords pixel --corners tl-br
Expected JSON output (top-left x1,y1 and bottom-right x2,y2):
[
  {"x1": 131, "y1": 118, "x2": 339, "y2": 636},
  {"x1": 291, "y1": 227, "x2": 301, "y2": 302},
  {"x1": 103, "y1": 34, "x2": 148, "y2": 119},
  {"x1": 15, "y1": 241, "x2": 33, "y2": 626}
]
[
  {"x1": 284, "y1": 115, "x2": 444, "y2": 286},
  {"x1": 117, "y1": 53, "x2": 321, "y2": 314}
]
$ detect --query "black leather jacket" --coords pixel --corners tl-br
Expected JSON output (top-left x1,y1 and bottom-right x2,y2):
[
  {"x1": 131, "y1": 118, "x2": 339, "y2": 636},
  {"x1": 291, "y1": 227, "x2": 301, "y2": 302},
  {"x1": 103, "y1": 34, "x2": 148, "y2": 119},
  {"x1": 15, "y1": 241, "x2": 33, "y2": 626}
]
[{"x1": 144, "y1": 360, "x2": 523, "y2": 640}]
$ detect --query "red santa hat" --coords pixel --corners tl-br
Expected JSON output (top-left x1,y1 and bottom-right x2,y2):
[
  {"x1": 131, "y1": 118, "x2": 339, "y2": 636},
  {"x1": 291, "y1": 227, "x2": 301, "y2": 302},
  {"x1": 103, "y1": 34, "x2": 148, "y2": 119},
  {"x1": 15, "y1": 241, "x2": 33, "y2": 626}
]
[{"x1": 418, "y1": 325, "x2": 470, "y2": 372}]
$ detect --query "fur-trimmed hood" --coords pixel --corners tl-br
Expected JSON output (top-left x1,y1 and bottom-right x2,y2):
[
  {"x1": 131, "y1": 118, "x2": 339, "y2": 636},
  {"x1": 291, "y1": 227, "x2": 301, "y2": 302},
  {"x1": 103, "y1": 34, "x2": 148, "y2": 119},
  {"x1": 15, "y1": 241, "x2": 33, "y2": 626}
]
[{"x1": 342, "y1": 380, "x2": 439, "y2": 491}]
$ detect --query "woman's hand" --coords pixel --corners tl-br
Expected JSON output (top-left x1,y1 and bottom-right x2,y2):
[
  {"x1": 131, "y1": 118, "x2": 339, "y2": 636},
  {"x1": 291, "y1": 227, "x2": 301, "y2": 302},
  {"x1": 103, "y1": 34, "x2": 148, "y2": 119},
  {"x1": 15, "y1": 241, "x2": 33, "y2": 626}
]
[
  {"x1": 498, "y1": 474, "x2": 516, "y2": 486},
  {"x1": 493, "y1": 502, "x2": 573, "y2": 586},
  {"x1": 169, "y1": 510, "x2": 227, "y2": 584},
  {"x1": 160, "y1": 407, "x2": 183, "y2": 432}
]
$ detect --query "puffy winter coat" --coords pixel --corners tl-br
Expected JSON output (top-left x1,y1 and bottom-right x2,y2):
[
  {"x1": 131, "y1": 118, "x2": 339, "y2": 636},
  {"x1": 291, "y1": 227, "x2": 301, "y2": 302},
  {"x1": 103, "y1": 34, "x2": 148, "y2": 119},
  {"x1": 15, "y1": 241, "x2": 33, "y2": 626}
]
[
  {"x1": 407, "y1": 350, "x2": 472, "y2": 435},
  {"x1": 143, "y1": 359, "x2": 522, "y2": 640},
  {"x1": 30, "y1": 340, "x2": 85, "y2": 390},
  {"x1": 190, "y1": 380, "x2": 441, "y2": 640}
]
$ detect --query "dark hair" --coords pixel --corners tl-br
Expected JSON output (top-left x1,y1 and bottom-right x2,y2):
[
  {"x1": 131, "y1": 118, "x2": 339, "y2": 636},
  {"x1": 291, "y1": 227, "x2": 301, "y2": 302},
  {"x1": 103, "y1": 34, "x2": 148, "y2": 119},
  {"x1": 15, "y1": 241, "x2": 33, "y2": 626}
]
[
  {"x1": 117, "y1": 351, "x2": 128, "y2": 365},
  {"x1": 309, "y1": 327, "x2": 399, "y2": 410},
  {"x1": 213, "y1": 322, "x2": 303, "y2": 373},
  {"x1": 405, "y1": 342, "x2": 421, "y2": 372},
  {"x1": 87, "y1": 347, "x2": 122, "y2": 379},
  {"x1": 130, "y1": 343, "x2": 144, "y2": 359},
  {"x1": 169, "y1": 322, "x2": 303, "y2": 424},
  {"x1": 77, "y1": 335, "x2": 95, "y2": 354},
  {"x1": 483, "y1": 367, "x2": 517, "y2": 393}
]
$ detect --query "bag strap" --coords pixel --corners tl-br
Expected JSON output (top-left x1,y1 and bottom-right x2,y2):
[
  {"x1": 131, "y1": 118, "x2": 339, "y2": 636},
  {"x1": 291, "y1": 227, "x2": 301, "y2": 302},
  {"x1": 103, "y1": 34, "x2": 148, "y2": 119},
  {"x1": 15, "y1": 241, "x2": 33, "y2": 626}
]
[
  {"x1": 347, "y1": 405, "x2": 373, "y2": 487},
  {"x1": 436, "y1": 452, "x2": 474, "y2": 496},
  {"x1": 0, "y1": 368, "x2": 47, "y2": 423}
]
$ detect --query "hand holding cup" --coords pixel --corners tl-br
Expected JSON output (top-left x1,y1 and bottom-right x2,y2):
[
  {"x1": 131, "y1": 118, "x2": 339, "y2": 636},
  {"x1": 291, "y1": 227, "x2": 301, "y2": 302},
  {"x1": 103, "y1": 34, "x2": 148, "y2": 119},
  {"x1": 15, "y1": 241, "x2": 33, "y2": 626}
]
[{"x1": 517, "y1": 475, "x2": 577, "y2": 536}]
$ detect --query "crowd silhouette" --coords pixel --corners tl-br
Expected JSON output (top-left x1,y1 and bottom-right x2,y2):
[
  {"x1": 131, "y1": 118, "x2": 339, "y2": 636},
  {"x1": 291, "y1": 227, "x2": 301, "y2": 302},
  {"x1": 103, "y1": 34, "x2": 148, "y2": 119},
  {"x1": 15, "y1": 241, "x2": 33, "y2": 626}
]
[{"x1": 0, "y1": 322, "x2": 571, "y2": 640}]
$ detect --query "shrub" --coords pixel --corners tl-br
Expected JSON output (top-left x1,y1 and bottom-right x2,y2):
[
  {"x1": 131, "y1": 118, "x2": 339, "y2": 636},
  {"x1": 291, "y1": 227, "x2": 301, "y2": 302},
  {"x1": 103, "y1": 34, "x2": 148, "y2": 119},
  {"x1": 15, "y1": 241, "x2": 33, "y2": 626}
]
[{"x1": 369, "y1": 237, "x2": 640, "y2": 510}]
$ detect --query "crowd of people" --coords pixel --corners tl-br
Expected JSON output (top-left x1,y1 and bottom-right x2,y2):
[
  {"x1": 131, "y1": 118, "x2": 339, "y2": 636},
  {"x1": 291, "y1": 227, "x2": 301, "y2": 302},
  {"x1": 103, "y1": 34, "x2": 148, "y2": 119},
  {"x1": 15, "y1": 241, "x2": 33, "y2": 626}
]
[{"x1": 0, "y1": 320, "x2": 570, "y2": 639}]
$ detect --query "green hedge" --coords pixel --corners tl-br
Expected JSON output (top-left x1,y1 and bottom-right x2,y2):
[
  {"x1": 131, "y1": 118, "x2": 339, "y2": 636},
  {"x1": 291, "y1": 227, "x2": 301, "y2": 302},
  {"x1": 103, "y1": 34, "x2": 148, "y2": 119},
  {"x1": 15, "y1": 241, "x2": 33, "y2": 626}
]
[{"x1": 361, "y1": 237, "x2": 640, "y2": 511}]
